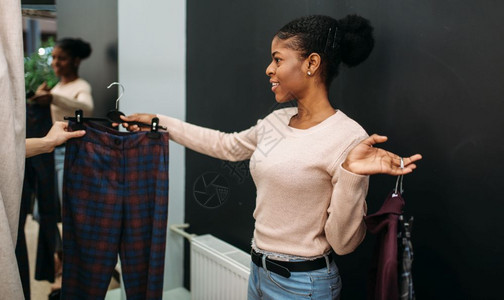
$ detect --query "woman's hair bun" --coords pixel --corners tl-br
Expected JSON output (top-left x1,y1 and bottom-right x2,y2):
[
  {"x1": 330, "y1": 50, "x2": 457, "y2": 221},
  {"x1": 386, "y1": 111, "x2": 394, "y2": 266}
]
[
  {"x1": 56, "y1": 38, "x2": 92, "y2": 59},
  {"x1": 75, "y1": 39, "x2": 92, "y2": 59},
  {"x1": 338, "y1": 14, "x2": 374, "y2": 67}
]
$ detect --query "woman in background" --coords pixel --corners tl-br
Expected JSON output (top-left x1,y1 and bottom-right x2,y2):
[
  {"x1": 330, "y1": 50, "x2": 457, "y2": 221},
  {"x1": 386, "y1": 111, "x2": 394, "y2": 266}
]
[
  {"x1": 31, "y1": 37, "x2": 93, "y2": 293},
  {"x1": 50, "y1": 38, "x2": 93, "y2": 208},
  {"x1": 31, "y1": 38, "x2": 93, "y2": 118},
  {"x1": 32, "y1": 37, "x2": 93, "y2": 203},
  {"x1": 32, "y1": 37, "x2": 93, "y2": 119}
]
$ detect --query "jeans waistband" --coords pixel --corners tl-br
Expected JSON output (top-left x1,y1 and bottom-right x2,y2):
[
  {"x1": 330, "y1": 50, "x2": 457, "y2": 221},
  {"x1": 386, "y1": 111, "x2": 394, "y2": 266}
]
[{"x1": 251, "y1": 249, "x2": 332, "y2": 278}]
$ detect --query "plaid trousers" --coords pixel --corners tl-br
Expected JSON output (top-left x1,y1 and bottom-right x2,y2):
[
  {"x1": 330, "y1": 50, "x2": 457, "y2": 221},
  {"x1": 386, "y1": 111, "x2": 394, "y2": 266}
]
[{"x1": 61, "y1": 121, "x2": 169, "y2": 300}]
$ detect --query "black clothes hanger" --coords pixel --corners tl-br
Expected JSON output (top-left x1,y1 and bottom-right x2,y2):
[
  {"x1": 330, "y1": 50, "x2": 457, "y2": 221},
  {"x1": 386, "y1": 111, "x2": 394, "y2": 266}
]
[
  {"x1": 64, "y1": 82, "x2": 166, "y2": 131},
  {"x1": 64, "y1": 109, "x2": 109, "y2": 131},
  {"x1": 63, "y1": 82, "x2": 126, "y2": 129},
  {"x1": 106, "y1": 82, "x2": 126, "y2": 124},
  {"x1": 105, "y1": 82, "x2": 167, "y2": 130},
  {"x1": 65, "y1": 110, "x2": 162, "y2": 139}
]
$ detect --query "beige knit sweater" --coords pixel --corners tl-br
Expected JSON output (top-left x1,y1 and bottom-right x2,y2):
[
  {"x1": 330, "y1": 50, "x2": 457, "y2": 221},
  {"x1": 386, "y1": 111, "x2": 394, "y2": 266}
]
[
  {"x1": 157, "y1": 107, "x2": 369, "y2": 256},
  {"x1": 50, "y1": 78, "x2": 94, "y2": 122}
]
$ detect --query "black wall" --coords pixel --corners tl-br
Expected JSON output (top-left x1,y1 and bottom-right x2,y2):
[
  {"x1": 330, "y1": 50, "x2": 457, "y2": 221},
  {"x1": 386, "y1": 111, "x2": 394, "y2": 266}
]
[{"x1": 186, "y1": 1, "x2": 504, "y2": 298}]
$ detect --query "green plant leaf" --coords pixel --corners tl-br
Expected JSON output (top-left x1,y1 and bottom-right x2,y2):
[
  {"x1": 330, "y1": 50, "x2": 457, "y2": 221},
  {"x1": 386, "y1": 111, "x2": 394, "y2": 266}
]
[{"x1": 24, "y1": 37, "x2": 59, "y2": 97}]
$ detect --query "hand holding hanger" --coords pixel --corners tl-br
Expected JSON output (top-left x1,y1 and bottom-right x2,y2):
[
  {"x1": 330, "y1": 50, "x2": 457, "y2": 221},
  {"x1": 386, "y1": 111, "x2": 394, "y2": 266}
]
[
  {"x1": 115, "y1": 113, "x2": 160, "y2": 132},
  {"x1": 105, "y1": 82, "x2": 166, "y2": 130},
  {"x1": 342, "y1": 134, "x2": 422, "y2": 176},
  {"x1": 46, "y1": 121, "x2": 86, "y2": 146},
  {"x1": 26, "y1": 121, "x2": 86, "y2": 158}
]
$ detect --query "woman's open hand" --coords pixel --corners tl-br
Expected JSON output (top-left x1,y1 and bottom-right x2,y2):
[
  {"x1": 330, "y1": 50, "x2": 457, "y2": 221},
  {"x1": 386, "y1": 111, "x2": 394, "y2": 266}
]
[{"x1": 342, "y1": 134, "x2": 422, "y2": 176}]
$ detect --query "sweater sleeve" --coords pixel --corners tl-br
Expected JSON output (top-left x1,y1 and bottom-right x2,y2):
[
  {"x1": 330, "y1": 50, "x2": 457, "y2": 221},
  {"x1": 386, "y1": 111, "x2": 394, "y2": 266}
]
[
  {"x1": 325, "y1": 164, "x2": 369, "y2": 255},
  {"x1": 157, "y1": 114, "x2": 258, "y2": 161},
  {"x1": 51, "y1": 86, "x2": 94, "y2": 116}
]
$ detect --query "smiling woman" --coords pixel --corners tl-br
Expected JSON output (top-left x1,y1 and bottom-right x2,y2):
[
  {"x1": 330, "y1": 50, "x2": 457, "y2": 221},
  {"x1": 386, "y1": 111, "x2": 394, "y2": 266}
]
[
  {"x1": 119, "y1": 14, "x2": 421, "y2": 300},
  {"x1": 266, "y1": 15, "x2": 374, "y2": 129},
  {"x1": 30, "y1": 38, "x2": 94, "y2": 121}
]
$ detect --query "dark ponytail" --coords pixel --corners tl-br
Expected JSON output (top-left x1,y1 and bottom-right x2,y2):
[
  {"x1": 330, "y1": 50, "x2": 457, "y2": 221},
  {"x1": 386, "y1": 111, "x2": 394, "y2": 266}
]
[
  {"x1": 55, "y1": 38, "x2": 92, "y2": 60},
  {"x1": 276, "y1": 14, "x2": 374, "y2": 87}
]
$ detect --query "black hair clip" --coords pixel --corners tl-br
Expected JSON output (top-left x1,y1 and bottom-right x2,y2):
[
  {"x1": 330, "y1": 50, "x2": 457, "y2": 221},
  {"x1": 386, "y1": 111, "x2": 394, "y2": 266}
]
[
  {"x1": 324, "y1": 24, "x2": 340, "y2": 53},
  {"x1": 324, "y1": 27, "x2": 333, "y2": 53},
  {"x1": 331, "y1": 25, "x2": 339, "y2": 49}
]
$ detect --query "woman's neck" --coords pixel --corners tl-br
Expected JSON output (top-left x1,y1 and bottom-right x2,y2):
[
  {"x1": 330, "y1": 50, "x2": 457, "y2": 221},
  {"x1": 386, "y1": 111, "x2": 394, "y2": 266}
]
[
  {"x1": 59, "y1": 74, "x2": 79, "y2": 84},
  {"x1": 290, "y1": 91, "x2": 336, "y2": 129}
]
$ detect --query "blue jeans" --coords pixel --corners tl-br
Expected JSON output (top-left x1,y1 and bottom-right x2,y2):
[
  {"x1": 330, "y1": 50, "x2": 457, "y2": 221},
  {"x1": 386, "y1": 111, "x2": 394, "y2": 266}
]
[
  {"x1": 54, "y1": 146, "x2": 66, "y2": 207},
  {"x1": 247, "y1": 257, "x2": 342, "y2": 300},
  {"x1": 32, "y1": 147, "x2": 65, "y2": 222}
]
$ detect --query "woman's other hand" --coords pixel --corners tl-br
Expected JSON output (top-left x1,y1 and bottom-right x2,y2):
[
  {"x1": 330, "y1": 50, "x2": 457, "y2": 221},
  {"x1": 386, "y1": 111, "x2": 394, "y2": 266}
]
[
  {"x1": 26, "y1": 122, "x2": 86, "y2": 158},
  {"x1": 342, "y1": 134, "x2": 422, "y2": 176},
  {"x1": 30, "y1": 82, "x2": 53, "y2": 105},
  {"x1": 45, "y1": 121, "x2": 86, "y2": 148},
  {"x1": 36, "y1": 82, "x2": 51, "y2": 92}
]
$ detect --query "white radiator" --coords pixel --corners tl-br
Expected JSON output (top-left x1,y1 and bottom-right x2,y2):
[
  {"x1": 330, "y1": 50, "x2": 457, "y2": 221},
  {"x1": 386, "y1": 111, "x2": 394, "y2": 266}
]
[{"x1": 190, "y1": 234, "x2": 250, "y2": 300}]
